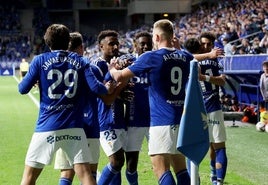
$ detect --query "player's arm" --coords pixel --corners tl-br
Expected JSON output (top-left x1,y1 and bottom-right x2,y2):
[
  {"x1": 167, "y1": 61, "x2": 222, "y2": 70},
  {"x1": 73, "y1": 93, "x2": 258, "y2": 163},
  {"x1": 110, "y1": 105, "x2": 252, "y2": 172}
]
[
  {"x1": 194, "y1": 48, "x2": 224, "y2": 61},
  {"x1": 18, "y1": 61, "x2": 38, "y2": 94},
  {"x1": 109, "y1": 57, "x2": 135, "y2": 83},
  {"x1": 103, "y1": 68, "x2": 134, "y2": 105},
  {"x1": 199, "y1": 73, "x2": 226, "y2": 86},
  {"x1": 99, "y1": 80, "x2": 128, "y2": 105},
  {"x1": 85, "y1": 65, "x2": 108, "y2": 95},
  {"x1": 197, "y1": 65, "x2": 226, "y2": 86}
]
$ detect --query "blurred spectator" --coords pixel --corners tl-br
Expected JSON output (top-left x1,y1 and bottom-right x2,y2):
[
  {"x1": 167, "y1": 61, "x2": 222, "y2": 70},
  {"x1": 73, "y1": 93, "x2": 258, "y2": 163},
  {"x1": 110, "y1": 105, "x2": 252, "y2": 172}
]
[
  {"x1": 231, "y1": 44, "x2": 240, "y2": 55},
  {"x1": 230, "y1": 96, "x2": 241, "y2": 112},
  {"x1": 240, "y1": 38, "x2": 252, "y2": 54},
  {"x1": 239, "y1": 47, "x2": 247, "y2": 54},
  {"x1": 227, "y1": 25, "x2": 239, "y2": 43},
  {"x1": 259, "y1": 26, "x2": 268, "y2": 53},
  {"x1": 222, "y1": 37, "x2": 233, "y2": 56},
  {"x1": 19, "y1": 58, "x2": 29, "y2": 81},
  {"x1": 221, "y1": 94, "x2": 233, "y2": 112},
  {"x1": 251, "y1": 36, "x2": 265, "y2": 54}
]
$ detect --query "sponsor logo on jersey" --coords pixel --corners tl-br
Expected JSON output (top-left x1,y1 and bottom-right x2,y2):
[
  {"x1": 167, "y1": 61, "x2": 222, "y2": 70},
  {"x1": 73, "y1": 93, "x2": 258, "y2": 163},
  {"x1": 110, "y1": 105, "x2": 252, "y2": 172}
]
[{"x1": 46, "y1": 134, "x2": 81, "y2": 144}]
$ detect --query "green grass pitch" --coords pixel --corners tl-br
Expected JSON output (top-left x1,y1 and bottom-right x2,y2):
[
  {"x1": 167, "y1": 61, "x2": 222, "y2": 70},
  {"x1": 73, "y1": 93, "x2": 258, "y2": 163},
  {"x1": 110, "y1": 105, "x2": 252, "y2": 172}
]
[{"x1": 0, "y1": 76, "x2": 268, "y2": 185}]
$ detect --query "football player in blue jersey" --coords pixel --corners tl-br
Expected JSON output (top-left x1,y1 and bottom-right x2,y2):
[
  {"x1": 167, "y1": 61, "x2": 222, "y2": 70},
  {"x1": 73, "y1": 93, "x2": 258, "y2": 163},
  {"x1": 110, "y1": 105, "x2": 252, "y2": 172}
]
[
  {"x1": 53, "y1": 31, "x2": 119, "y2": 185},
  {"x1": 124, "y1": 31, "x2": 152, "y2": 185},
  {"x1": 91, "y1": 30, "x2": 128, "y2": 185},
  {"x1": 18, "y1": 24, "x2": 109, "y2": 185},
  {"x1": 109, "y1": 19, "x2": 193, "y2": 185},
  {"x1": 197, "y1": 32, "x2": 227, "y2": 185}
]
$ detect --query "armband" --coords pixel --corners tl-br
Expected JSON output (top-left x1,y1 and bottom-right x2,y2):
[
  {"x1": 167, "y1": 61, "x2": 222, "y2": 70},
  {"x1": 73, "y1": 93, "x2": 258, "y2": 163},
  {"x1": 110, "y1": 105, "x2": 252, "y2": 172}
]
[{"x1": 205, "y1": 75, "x2": 210, "y2": 82}]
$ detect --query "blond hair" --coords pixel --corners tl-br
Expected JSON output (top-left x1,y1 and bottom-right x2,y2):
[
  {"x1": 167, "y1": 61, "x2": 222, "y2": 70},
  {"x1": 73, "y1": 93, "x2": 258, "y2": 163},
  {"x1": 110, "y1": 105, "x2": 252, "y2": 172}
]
[{"x1": 153, "y1": 19, "x2": 174, "y2": 41}]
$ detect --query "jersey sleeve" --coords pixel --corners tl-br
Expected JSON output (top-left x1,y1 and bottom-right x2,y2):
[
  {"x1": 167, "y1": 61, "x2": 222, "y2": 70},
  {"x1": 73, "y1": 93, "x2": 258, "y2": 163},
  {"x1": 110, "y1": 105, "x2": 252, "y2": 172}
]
[
  {"x1": 128, "y1": 52, "x2": 152, "y2": 76},
  {"x1": 84, "y1": 64, "x2": 107, "y2": 95}
]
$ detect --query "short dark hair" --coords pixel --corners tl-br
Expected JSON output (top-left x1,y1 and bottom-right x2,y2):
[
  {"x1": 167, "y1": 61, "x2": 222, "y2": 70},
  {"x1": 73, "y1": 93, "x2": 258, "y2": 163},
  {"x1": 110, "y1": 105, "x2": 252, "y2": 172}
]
[
  {"x1": 199, "y1": 31, "x2": 216, "y2": 43},
  {"x1": 134, "y1": 31, "x2": 152, "y2": 41},
  {"x1": 183, "y1": 38, "x2": 201, "y2": 54},
  {"x1": 68, "y1": 32, "x2": 83, "y2": 51},
  {"x1": 44, "y1": 24, "x2": 70, "y2": 50},
  {"x1": 97, "y1": 30, "x2": 118, "y2": 44}
]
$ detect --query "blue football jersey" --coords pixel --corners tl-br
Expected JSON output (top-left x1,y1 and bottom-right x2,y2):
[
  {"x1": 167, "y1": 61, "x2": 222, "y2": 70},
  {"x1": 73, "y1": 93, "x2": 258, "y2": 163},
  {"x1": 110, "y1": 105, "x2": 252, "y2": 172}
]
[
  {"x1": 91, "y1": 57, "x2": 108, "y2": 79},
  {"x1": 18, "y1": 51, "x2": 107, "y2": 132},
  {"x1": 128, "y1": 48, "x2": 193, "y2": 126},
  {"x1": 127, "y1": 72, "x2": 150, "y2": 127},
  {"x1": 199, "y1": 58, "x2": 223, "y2": 113},
  {"x1": 92, "y1": 57, "x2": 126, "y2": 131},
  {"x1": 82, "y1": 64, "x2": 104, "y2": 138}
]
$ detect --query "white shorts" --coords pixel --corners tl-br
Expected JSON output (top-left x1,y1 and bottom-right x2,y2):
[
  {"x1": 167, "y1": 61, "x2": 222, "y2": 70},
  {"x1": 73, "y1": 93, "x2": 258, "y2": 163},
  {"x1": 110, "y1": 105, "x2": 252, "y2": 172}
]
[
  {"x1": 125, "y1": 127, "x2": 149, "y2": 152},
  {"x1": 207, "y1": 110, "x2": 227, "y2": 143},
  {"x1": 54, "y1": 138, "x2": 100, "y2": 169},
  {"x1": 148, "y1": 125, "x2": 181, "y2": 155},
  {"x1": 25, "y1": 128, "x2": 91, "y2": 168},
  {"x1": 100, "y1": 129, "x2": 127, "y2": 156},
  {"x1": 88, "y1": 138, "x2": 100, "y2": 163}
]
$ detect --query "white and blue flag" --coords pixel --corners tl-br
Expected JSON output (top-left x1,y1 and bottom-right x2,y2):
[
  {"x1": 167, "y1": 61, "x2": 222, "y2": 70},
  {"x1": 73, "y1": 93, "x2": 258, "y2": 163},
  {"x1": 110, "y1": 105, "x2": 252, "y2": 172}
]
[{"x1": 177, "y1": 60, "x2": 209, "y2": 166}]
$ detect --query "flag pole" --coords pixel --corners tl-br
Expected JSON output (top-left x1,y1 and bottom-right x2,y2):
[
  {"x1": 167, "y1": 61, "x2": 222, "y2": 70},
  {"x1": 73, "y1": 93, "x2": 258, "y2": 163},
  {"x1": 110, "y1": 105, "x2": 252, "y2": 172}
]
[{"x1": 190, "y1": 161, "x2": 199, "y2": 185}]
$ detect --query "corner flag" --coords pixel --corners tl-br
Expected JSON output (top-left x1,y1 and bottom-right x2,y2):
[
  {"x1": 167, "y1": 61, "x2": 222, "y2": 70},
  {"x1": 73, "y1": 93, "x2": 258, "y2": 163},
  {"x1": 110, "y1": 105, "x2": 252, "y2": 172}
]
[{"x1": 177, "y1": 60, "x2": 209, "y2": 166}]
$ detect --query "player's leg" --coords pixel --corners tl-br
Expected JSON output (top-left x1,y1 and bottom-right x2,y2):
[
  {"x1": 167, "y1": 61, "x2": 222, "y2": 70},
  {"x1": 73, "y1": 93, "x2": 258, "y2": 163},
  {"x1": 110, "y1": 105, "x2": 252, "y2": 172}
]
[
  {"x1": 108, "y1": 169, "x2": 122, "y2": 185},
  {"x1": 211, "y1": 142, "x2": 227, "y2": 185},
  {"x1": 125, "y1": 151, "x2": 139, "y2": 185},
  {"x1": 209, "y1": 144, "x2": 217, "y2": 184},
  {"x1": 74, "y1": 163, "x2": 96, "y2": 185},
  {"x1": 98, "y1": 148, "x2": 125, "y2": 185},
  {"x1": 63, "y1": 128, "x2": 95, "y2": 185},
  {"x1": 20, "y1": 165, "x2": 43, "y2": 185},
  {"x1": 208, "y1": 110, "x2": 227, "y2": 185},
  {"x1": 54, "y1": 148, "x2": 75, "y2": 185},
  {"x1": 98, "y1": 129, "x2": 126, "y2": 185},
  {"x1": 59, "y1": 169, "x2": 75, "y2": 185},
  {"x1": 88, "y1": 138, "x2": 101, "y2": 181},
  {"x1": 21, "y1": 131, "x2": 54, "y2": 185},
  {"x1": 108, "y1": 148, "x2": 124, "y2": 185},
  {"x1": 125, "y1": 127, "x2": 148, "y2": 185},
  {"x1": 170, "y1": 153, "x2": 190, "y2": 185},
  {"x1": 150, "y1": 154, "x2": 175, "y2": 185},
  {"x1": 149, "y1": 125, "x2": 179, "y2": 185}
]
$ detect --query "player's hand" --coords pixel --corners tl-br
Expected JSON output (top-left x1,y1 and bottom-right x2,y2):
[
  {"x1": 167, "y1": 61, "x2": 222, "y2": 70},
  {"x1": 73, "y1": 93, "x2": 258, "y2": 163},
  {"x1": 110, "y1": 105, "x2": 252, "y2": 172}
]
[
  {"x1": 109, "y1": 57, "x2": 121, "y2": 70},
  {"x1": 209, "y1": 48, "x2": 224, "y2": 59},
  {"x1": 117, "y1": 55, "x2": 134, "y2": 69},
  {"x1": 105, "y1": 80, "x2": 117, "y2": 94}
]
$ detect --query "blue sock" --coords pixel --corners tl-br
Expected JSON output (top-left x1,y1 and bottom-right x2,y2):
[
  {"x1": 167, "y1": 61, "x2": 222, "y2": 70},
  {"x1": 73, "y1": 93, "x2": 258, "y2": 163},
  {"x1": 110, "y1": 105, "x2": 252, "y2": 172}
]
[
  {"x1": 176, "y1": 169, "x2": 190, "y2": 185},
  {"x1": 98, "y1": 163, "x2": 119, "y2": 185},
  {"x1": 210, "y1": 159, "x2": 217, "y2": 182},
  {"x1": 126, "y1": 170, "x2": 138, "y2": 185},
  {"x1": 59, "y1": 177, "x2": 72, "y2": 185},
  {"x1": 215, "y1": 148, "x2": 228, "y2": 181},
  {"x1": 159, "y1": 170, "x2": 176, "y2": 185},
  {"x1": 109, "y1": 171, "x2": 121, "y2": 185}
]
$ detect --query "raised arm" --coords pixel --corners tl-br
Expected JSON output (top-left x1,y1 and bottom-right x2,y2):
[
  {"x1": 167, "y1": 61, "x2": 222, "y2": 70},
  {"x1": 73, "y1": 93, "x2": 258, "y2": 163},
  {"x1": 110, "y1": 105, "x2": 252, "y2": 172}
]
[{"x1": 194, "y1": 48, "x2": 224, "y2": 61}]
